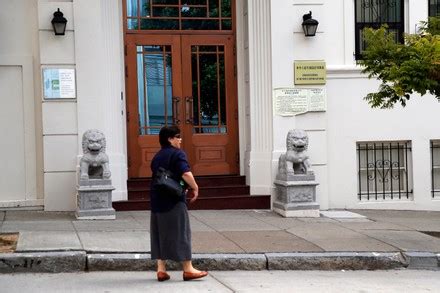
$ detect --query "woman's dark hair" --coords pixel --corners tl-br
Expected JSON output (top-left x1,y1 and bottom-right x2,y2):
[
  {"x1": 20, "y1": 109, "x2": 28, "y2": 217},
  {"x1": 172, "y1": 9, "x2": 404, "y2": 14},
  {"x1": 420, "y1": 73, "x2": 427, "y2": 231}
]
[{"x1": 159, "y1": 126, "x2": 181, "y2": 147}]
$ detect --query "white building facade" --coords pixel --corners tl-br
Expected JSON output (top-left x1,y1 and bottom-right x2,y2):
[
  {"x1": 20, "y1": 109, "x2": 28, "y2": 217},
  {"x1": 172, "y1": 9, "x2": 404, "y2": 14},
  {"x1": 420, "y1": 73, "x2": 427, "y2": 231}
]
[{"x1": 1, "y1": 0, "x2": 439, "y2": 211}]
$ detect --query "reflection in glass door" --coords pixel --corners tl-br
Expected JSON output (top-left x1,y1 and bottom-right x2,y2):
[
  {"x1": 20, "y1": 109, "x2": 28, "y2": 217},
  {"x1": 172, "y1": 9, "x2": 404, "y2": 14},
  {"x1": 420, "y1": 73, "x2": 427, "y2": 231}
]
[
  {"x1": 137, "y1": 45, "x2": 173, "y2": 135},
  {"x1": 190, "y1": 45, "x2": 227, "y2": 134}
]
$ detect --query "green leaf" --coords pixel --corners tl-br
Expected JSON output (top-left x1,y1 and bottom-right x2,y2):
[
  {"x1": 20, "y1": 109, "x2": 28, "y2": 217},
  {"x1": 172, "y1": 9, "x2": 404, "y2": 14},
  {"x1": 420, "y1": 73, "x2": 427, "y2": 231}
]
[{"x1": 360, "y1": 17, "x2": 440, "y2": 108}]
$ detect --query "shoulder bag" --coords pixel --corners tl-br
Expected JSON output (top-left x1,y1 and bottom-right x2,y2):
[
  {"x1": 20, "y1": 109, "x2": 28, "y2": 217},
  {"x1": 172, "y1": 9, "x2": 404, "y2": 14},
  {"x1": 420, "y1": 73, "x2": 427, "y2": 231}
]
[{"x1": 152, "y1": 150, "x2": 184, "y2": 197}]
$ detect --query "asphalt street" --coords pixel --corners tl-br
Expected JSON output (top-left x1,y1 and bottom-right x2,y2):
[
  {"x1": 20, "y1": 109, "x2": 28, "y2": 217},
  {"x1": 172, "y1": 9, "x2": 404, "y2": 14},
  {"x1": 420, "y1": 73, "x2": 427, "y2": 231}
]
[{"x1": 0, "y1": 270, "x2": 439, "y2": 292}]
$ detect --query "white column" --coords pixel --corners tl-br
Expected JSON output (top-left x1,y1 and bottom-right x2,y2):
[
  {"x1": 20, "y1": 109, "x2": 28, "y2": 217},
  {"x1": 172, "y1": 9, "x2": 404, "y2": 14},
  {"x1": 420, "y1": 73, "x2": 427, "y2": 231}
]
[
  {"x1": 74, "y1": 0, "x2": 127, "y2": 201},
  {"x1": 245, "y1": 0, "x2": 273, "y2": 195},
  {"x1": 100, "y1": 0, "x2": 128, "y2": 201}
]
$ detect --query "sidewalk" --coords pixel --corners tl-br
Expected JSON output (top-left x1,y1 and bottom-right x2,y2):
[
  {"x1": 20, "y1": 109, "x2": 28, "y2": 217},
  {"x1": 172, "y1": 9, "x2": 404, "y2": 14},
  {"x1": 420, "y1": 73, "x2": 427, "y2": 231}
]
[{"x1": 0, "y1": 209, "x2": 439, "y2": 273}]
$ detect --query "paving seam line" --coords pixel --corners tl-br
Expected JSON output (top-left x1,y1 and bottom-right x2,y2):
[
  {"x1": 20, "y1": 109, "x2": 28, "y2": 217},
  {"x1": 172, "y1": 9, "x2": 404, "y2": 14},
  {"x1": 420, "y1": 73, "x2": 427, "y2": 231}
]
[
  {"x1": 347, "y1": 227, "x2": 405, "y2": 252},
  {"x1": 282, "y1": 229, "x2": 326, "y2": 251},
  {"x1": 245, "y1": 211, "x2": 284, "y2": 230},
  {"x1": 209, "y1": 272, "x2": 236, "y2": 293},
  {"x1": 71, "y1": 221, "x2": 85, "y2": 251}
]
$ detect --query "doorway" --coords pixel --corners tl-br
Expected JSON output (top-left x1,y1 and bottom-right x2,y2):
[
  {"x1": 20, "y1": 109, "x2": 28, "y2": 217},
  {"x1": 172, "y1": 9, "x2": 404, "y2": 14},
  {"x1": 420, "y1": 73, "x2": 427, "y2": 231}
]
[
  {"x1": 125, "y1": 34, "x2": 238, "y2": 177},
  {"x1": 123, "y1": 0, "x2": 238, "y2": 178}
]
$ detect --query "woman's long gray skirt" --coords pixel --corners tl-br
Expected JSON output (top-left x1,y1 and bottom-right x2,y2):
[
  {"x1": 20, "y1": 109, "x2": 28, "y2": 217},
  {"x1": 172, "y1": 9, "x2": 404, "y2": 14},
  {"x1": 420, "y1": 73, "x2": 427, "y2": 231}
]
[{"x1": 150, "y1": 202, "x2": 192, "y2": 262}]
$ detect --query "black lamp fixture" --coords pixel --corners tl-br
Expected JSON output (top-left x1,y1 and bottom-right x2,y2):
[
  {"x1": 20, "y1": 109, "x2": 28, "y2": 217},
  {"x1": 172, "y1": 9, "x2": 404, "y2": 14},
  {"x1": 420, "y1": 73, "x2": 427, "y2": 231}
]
[
  {"x1": 302, "y1": 11, "x2": 319, "y2": 37},
  {"x1": 51, "y1": 8, "x2": 67, "y2": 36}
]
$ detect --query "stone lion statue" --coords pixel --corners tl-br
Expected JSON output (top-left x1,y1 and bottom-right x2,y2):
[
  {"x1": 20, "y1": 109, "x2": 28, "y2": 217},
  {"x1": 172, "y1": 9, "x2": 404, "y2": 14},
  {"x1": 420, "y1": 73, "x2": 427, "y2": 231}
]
[
  {"x1": 277, "y1": 129, "x2": 313, "y2": 177},
  {"x1": 79, "y1": 129, "x2": 111, "y2": 180}
]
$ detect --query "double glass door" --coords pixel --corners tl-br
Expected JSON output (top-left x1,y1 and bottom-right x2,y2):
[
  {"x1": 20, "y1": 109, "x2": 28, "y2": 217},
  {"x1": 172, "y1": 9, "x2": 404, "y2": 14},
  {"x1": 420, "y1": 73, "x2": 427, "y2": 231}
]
[{"x1": 126, "y1": 34, "x2": 238, "y2": 177}]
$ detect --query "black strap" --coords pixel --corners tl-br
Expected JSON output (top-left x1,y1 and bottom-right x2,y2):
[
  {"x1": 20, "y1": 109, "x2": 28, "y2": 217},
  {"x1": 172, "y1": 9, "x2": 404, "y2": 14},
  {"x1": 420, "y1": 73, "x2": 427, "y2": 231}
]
[
  {"x1": 166, "y1": 149, "x2": 177, "y2": 171},
  {"x1": 152, "y1": 149, "x2": 177, "y2": 180}
]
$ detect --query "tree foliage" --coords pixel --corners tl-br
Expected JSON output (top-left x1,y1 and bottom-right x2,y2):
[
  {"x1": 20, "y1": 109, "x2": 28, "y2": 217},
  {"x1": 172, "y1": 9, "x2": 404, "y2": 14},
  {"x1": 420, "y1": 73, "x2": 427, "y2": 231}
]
[{"x1": 359, "y1": 17, "x2": 440, "y2": 108}]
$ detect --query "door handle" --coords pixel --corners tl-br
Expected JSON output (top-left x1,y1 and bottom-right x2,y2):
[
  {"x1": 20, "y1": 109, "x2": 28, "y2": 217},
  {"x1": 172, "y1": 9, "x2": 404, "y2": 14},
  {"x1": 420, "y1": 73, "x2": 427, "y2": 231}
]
[
  {"x1": 172, "y1": 97, "x2": 181, "y2": 125},
  {"x1": 185, "y1": 96, "x2": 194, "y2": 124}
]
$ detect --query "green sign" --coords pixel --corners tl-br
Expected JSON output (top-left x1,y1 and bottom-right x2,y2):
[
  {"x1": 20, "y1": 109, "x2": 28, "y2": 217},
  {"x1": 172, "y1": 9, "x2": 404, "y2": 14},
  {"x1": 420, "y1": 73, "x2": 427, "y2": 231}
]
[{"x1": 294, "y1": 60, "x2": 326, "y2": 85}]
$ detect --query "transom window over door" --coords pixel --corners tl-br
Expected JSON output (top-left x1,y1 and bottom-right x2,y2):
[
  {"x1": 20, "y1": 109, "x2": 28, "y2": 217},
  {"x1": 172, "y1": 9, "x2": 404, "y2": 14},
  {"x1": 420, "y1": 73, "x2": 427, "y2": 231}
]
[
  {"x1": 355, "y1": 0, "x2": 404, "y2": 59},
  {"x1": 125, "y1": 0, "x2": 233, "y2": 31}
]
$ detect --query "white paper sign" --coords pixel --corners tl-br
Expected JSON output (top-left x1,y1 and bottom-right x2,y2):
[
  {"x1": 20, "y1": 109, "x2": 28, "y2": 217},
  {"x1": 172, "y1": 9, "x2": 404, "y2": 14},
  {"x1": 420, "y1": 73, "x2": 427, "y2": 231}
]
[
  {"x1": 43, "y1": 68, "x2": 76, "y2": 99},
  {"x1": 273, "y1": 88, "x2": 326, "y2": 116}
]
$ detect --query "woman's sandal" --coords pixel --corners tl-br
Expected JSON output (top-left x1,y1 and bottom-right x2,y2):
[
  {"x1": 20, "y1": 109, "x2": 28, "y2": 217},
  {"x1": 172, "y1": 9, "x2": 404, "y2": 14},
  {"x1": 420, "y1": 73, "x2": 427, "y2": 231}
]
[
  {"x1": 157, "y1": 271, "x2": 171, "y2": 282},
  {"x1": 183, "y1": 271, "x2": 208, "y2": 281}
]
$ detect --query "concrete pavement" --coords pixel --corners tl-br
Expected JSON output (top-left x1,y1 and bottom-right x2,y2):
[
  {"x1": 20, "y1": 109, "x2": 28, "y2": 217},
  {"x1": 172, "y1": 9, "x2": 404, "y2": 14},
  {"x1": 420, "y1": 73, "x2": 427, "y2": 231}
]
[
  {"x1": 0, "y1": 209, "x2": 439, "y2": 272},
  {"x1": 1, "y1": 270, "x2": 440, "y2": 292}
]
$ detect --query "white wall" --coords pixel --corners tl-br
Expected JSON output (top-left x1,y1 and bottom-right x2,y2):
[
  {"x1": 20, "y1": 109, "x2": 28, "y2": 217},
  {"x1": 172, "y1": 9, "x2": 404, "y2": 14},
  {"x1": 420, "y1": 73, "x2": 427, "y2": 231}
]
[
  {"x1": 327, "y1": 70, "x2": 440, "y2": 211},
  {"x1": 0, "y1": 0, "x2": 40, "y2": 208},
  {"x1": 270, "y1": 0, "x2": 439, "y2": 210},
  {"x1": 270, "y1": 0, "x2": 335, "y2": 209},
  {"x1": 38, "y1": 0, "x2": 127, "y2": 211},
  {"x1": 38, "y1": 0, "x2": 77, "y2": 211},
  {"x1": 0, "y1": 67, "x2": 27, "y2": 201}
]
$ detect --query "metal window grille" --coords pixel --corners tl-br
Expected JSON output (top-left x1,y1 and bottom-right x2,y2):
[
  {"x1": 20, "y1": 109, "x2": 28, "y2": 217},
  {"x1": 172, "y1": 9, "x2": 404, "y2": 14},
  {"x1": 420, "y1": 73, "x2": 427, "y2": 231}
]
[
  {"x1": 354, "y1": 0, "x2": 404, "y2": 60},
  {"x1": 357, "y1": 141, "x2": 413, "y2": 201},
  {"x1": 431, "y1": 140, "x2": 440, "y2": 198},
  {"x1": 430, "y1": 0, "x2": 440, "y2": 17}
]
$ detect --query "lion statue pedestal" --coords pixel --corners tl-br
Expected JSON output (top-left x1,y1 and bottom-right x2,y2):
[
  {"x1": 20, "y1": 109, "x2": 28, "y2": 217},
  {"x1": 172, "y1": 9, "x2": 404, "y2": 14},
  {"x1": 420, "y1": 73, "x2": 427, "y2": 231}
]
[
  {"x1": 76, "y1": 129, "x2": 116, "y2": 220},
  {"x1": 273, "y1": 129, "x2": 320, "y2": 218}
]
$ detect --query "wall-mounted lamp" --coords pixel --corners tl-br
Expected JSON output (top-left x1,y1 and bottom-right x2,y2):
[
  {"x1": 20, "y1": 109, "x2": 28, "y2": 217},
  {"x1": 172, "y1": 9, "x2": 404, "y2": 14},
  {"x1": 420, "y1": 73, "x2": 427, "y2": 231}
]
[
  {"x1": 51, "y1": 8, "x2": 67, "y2": 36},
  {"x1": 302, "y1": 11, "x2": 319, "y2": 37}
]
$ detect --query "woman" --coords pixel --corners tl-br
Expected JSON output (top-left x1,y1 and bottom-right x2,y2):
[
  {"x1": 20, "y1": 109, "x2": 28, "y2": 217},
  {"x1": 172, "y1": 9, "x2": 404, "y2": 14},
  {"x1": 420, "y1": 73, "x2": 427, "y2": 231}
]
[{"x1": 150, "y1": 125, "x2": 208, "y2": 282}]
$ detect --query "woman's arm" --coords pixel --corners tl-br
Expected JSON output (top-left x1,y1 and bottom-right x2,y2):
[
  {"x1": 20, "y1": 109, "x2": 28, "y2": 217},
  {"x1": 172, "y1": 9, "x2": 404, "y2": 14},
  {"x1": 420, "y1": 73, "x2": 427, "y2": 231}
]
[{"x1": 182, "y1": 171, "x2": 199, "y2": 203}]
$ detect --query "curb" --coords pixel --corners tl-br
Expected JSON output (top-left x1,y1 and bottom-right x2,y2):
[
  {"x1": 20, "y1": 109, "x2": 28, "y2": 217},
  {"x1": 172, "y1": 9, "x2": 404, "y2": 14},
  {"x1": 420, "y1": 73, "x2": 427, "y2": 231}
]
[
  {"x1": 87, "y1": 253, "x2": 155, "y2": 271},
  {"x1": 192, "y1": 254, "x2": 267, "y2": 271},
  {"x1": 266, "y1": 252, "x2": 406, "y2": 270},
  {"x1": 401, "y1": 252, "x2": 440, "y2": 270},
  {"x1": 0, "y1": 251, "x2": 86, "y2": 273},
  {"x1": 87, "y1": 253, "x2": 267, "y2": 271},
  {"x1": 1, "y1": 251, "x2": 439, "y2": 273}
]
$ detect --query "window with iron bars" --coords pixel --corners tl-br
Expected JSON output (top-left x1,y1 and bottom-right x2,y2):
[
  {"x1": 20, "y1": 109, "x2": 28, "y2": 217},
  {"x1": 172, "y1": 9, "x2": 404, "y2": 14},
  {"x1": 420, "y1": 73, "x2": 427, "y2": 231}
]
[
  {"x1": 354, "y1": 0, "x2": 404, "y2": 60},
  {"x1": 430, "y1": 0, "x2": 440, "y2": 17},
  {"x1": 430, "y1": 140, "x2": 440, "y2": 198},
  {"x1": 357, "y1": 141, "x2": 413, "y2": 201}
]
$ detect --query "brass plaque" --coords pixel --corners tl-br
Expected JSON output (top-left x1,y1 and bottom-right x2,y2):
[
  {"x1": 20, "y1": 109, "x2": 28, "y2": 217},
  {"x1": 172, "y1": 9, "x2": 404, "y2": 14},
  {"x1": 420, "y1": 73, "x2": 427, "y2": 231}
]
[{"x1": 294, "y1": 60, "x2": 326, "y2": 85}]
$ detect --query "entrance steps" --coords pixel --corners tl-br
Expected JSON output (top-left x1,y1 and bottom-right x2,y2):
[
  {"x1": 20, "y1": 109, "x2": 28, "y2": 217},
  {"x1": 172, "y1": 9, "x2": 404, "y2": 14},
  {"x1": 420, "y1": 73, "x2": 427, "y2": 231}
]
[{"x1": 113, "y1": 175, "x2": 271, "y2": 210}]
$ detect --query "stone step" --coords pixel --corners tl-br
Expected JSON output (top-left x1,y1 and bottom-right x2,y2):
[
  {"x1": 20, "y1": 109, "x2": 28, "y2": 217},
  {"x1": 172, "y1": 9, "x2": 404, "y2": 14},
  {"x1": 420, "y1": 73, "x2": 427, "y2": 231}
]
[
  {"x1": 128, "y1": 185, "x2": 251, "y2": 200},
  {"x1": 112, "y1": 195, "x2": 270, "y2": 211},
  {"x1": 127, "y1": 175, "x2": 246, "y2": 190}
]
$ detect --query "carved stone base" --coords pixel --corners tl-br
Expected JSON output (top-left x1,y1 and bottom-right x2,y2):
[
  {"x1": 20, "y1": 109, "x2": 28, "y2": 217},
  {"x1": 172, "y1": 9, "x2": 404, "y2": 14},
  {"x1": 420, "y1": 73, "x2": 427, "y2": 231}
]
[
  {"x1": 273, "y1": 206, "x2": 320, "y2": 217},
  {"x1": 273, "y1": 178, "x2": 320, "y2": 218},
  {"x1": 76, "y1": 208, "x2": 116, "y2": 220},
  {"x1": 276, "y1": 173, "x2": 316, "y2": 182},
  {"x1": 76, "y1": 179, "x2": 116, "y2": 220}
]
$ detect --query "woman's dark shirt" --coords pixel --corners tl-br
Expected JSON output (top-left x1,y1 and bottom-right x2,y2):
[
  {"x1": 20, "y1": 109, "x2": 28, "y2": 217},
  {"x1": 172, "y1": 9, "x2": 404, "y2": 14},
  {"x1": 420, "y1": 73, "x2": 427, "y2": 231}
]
[{"x1": 150, "y1": 146, "x2": 191, "y2": 213}]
